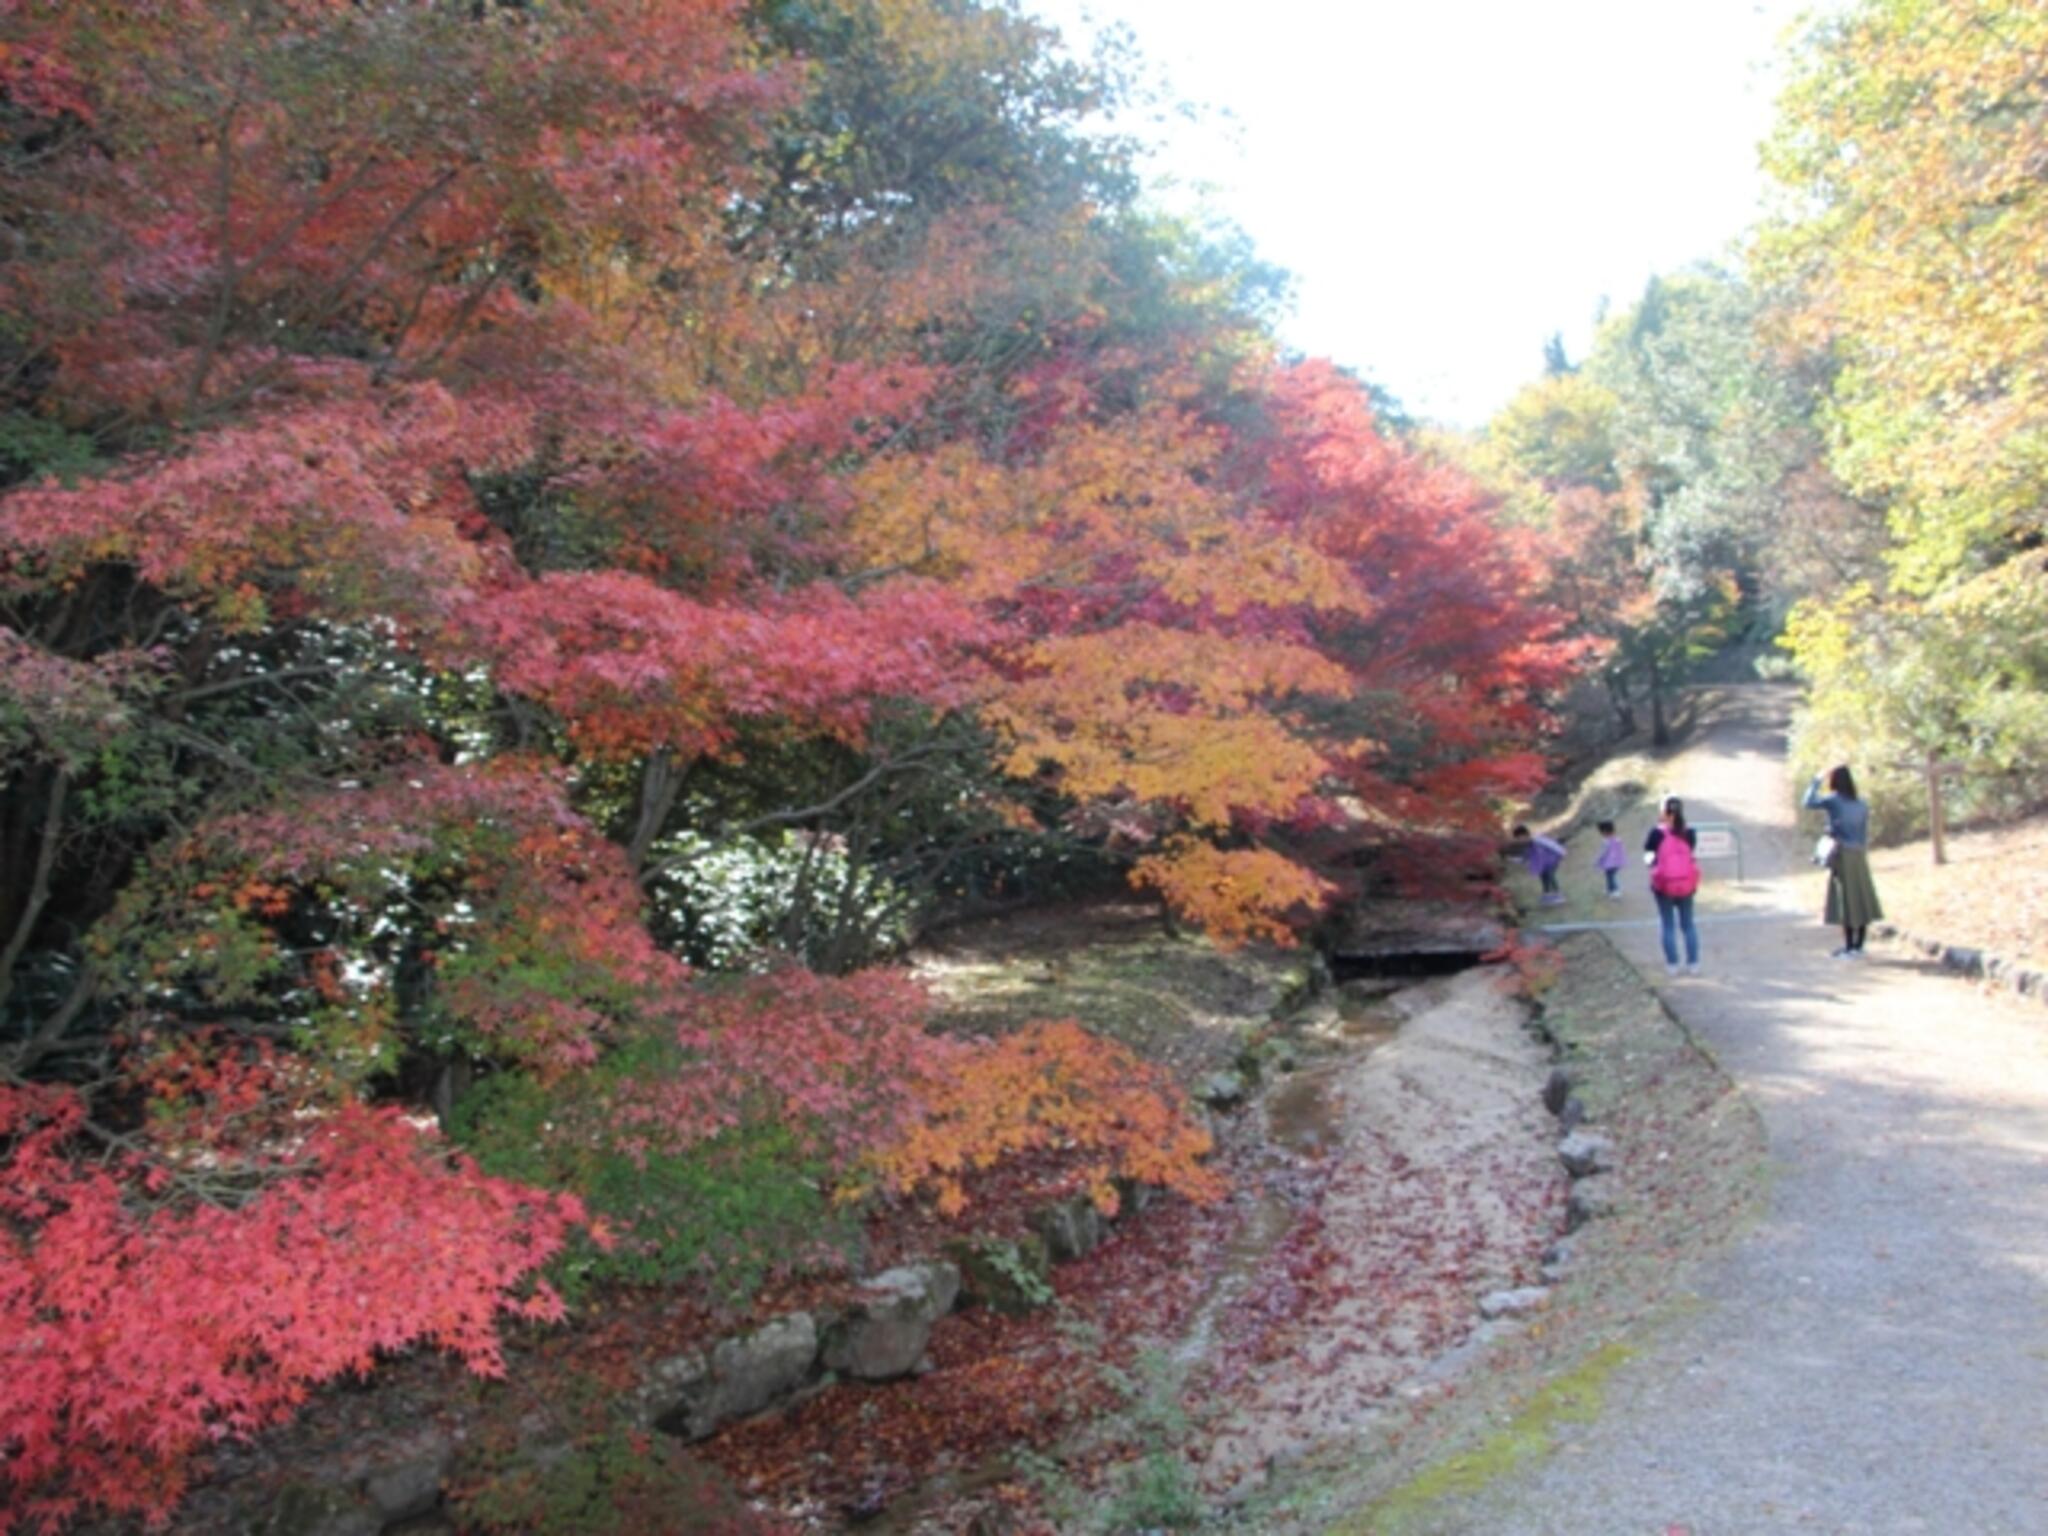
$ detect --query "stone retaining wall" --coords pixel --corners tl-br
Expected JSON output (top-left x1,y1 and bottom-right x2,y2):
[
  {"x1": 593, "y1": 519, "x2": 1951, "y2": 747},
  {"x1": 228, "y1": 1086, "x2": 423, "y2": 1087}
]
[
  {"x1": 175, "y1": 1186, "x2": 1155, "y2": 1536},
  {"x1": 1870, "y1": 920, "x2": 2048, "y2": 1008}
]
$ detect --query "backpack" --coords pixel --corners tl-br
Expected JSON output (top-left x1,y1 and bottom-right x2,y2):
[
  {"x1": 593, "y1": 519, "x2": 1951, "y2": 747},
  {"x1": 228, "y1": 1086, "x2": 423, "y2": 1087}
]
[{"x1": 1651, "y1": 830, "x2": 1700, "y2": 899}]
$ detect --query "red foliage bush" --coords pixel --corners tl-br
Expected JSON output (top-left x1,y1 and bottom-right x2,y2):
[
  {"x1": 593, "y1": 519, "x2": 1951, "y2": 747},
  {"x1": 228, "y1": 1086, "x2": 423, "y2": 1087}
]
[{"x1": 0, "y1": 1074, "x2": 587, "y2": 1532}]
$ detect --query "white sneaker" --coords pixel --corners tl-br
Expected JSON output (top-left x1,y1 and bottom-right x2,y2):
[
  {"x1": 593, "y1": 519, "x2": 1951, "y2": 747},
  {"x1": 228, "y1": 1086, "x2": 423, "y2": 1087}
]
[
  {"x1": 1665, "y1": 962, "x2": 1681, "y2": 977},
  {"x1": 1684, "y1": 963, "x2": 1701, "y2": 975},
  {"x1": 1829, "y1": 946, "x2": 1856, "y2": 960}
]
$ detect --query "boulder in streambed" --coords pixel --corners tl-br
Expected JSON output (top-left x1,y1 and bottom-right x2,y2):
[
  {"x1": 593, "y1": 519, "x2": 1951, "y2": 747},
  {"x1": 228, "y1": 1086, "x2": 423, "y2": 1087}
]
[
  {"x1": 823, "y1": 1262, "x2": 960, "y2": 1381},
  {"x1": 1543, "y1": 1066, "x2": 1572, "y2": 1117},
  {"x1": 1031, "y1": 1193, "x2": 1106, "y2": 1263},
  {"x1": 255, "y1": 1483, "x2": 382, "y2": 1536},
  {"x1": 1567, "y1": 1173, "x2": 1623, "y2": 1230},
  {"x1": 1557, "y1": 1129, "x2": 1616, "y2": 1178},
  {"x1": 361, "y1": 1429, "x2": 454, "y2": 1523},
  {"x1": 644, "y1": 1311, "x2": 819, "y2": 1440},
  {"x1": 1541, "y1": 1233, "x2": 1577, "y2": 1284},
  {"x1": 1477, "y1": 1286, "x2": 1551, "y2": 1320}
]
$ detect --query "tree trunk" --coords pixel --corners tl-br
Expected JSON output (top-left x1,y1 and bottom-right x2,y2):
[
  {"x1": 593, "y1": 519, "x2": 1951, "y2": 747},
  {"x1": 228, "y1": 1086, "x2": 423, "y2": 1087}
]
[
  {"x1": 1157, "y1": 898, "x2": 1182, "y2": 940},
  {"x1": 0, "y1": 769, "x2": 68, "y2": 1017},
  {"x1": 431, "y1": 1057, "x2": 474, "y2": 1133},
  {"x1": 1604, "y1": 671, "x2": 1638, "y2": 739},
  {"x1": 626, "y1": 748, "x2": 688, "y2": 876},
  {"x1": 1648, "y1": 657, "x2": 1671, "y2": 748},
  {"x1": 1926, "y1": 751, "x2": 1949, "y2": 867}
]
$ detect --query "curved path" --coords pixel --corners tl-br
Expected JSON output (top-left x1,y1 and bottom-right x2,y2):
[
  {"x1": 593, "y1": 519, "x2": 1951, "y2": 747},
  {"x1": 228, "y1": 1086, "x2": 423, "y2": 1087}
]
[{"x1": 1414, "y1": 686, "x2": 2048, "y2": 1534}]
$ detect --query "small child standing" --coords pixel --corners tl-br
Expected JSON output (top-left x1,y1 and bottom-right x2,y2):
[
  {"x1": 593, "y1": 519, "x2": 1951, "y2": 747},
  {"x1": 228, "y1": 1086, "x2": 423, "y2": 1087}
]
[
  {"x1": 1595, "y1": 820, "x2": 1626, "y2": 900},
  {"x1": 1511, "y1": 823, "x2": 1569, "y2": 906}
]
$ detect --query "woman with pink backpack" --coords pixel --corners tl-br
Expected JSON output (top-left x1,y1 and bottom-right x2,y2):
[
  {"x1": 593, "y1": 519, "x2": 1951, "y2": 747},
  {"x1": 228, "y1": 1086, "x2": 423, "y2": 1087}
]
[{"x1": 1643, "y1": 795, "x2": 1702, "y2": 977}]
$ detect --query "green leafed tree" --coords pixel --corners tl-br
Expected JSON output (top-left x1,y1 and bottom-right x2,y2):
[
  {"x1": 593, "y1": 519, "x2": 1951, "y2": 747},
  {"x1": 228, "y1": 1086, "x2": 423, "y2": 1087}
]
[{"x1": 1761, "y1": 0, "x2": 2048, "y2": 834}]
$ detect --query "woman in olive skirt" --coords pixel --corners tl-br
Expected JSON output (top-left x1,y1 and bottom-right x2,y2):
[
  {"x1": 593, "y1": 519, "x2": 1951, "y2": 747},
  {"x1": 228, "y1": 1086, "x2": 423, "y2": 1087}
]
[{"x1": 1803, "y1": 765, "x2": 1884, "y2": 958}]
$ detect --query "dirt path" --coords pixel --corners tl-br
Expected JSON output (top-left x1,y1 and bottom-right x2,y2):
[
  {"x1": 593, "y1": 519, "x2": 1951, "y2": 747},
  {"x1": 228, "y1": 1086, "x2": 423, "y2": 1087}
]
[{"x1": 1405, "y1": 685, "x2": 2048, "y2": 1534}]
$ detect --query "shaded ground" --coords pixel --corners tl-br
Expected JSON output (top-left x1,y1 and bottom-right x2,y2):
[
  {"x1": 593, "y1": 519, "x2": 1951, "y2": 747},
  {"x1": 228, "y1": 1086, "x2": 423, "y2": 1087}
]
[
  {"x1": 1390, "y1": 682, "x2": 2048, "y2": 1534},
  {"x1": 133, "y1": 903, "x2": 1719, "y2": 1534},
  {"x1": 142, "y1": 905, "x2": 1321, "y2": 1536},
  {"x1": 915, "y1": 900, "x2": 1314, "y2": 1083}
]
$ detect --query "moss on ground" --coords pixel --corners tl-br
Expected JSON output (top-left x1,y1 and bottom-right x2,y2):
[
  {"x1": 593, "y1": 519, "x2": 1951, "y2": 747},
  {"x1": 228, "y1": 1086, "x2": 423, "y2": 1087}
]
[{"x1": 1340, "y1": 1340, "x2": 1634, "y2": 1535}]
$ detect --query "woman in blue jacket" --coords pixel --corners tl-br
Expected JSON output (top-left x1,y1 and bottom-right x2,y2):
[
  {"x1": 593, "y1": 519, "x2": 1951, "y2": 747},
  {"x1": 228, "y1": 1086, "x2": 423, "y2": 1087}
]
[{"x1": 1804, "y1": 765, "x2": 1884, "y2": 958}]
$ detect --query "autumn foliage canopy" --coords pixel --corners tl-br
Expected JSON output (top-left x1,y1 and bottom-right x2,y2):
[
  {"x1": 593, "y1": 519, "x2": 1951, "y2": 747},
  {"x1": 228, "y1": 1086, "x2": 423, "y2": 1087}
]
[{"x1": 0, "y1": 0, "x2": 1574, "y2": 1524}]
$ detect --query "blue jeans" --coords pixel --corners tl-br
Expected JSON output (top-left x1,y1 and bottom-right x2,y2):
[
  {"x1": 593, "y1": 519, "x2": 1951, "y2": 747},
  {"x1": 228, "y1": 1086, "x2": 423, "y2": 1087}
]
[
  {"x1": 1655, "y1": 892, "x2": 1699, "y2": 965},
  {"x1": 1603, "y1": 868, "x2": 1620, "y2": 895}
]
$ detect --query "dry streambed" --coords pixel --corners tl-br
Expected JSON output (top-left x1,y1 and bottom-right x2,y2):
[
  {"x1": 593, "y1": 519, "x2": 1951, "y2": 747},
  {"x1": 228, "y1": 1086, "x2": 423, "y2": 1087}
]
[
  {"x1": 1186, "y1": 969, "x2": 1565, "y2": 1506},
  {"x1": 751, "y1": 907, "x2": 1579, "y2": 1533}
]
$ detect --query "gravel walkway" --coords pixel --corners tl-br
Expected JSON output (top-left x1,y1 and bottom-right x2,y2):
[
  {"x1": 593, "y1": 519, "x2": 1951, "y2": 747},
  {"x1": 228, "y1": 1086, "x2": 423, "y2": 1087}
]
[{"x1": 1414, "y1": 687, "x2": 2048, "y2": 1534}]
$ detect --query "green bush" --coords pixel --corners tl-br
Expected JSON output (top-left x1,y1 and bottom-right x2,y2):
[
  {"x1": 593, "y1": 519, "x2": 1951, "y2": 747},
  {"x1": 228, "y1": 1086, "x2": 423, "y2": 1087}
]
[{"x1": 644, "y1": 828, "x2": 909, "y2": 972}]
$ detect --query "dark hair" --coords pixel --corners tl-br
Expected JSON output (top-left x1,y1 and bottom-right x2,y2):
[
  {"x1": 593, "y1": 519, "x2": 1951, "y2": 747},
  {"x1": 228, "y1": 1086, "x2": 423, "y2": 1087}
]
[
  {"x1": 1662, "y1": 796, "x2": 1687, "y2": 834},
  {"x1": 1828, "y1": 765, "x2": 1858, "y2": 800},
  {"x1": 1597, "y1": 819, "x2": 1616, "y2": 835},
  {"x1": 1511, "y1": 823, "x2": 1531, "y2": 839}
]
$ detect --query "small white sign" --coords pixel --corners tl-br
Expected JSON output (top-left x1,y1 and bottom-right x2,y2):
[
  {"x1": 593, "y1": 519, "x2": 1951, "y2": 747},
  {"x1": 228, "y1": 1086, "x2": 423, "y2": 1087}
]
[{"x1": 1694, "y1": 826, "x2": 1738, "y2": 861}]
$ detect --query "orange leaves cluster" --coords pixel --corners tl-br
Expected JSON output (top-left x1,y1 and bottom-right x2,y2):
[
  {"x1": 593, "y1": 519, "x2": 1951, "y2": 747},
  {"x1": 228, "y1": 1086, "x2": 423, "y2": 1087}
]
[
  {"x1": 988, "y1": 626, "x2": 1346, "y2": 830},
  {"x1": 861, "y1": 1019, "x2": 1223, "y2": 1218},
  {"x1": 1131, "y1": 842, "x2": 1335, "y2": 948}
]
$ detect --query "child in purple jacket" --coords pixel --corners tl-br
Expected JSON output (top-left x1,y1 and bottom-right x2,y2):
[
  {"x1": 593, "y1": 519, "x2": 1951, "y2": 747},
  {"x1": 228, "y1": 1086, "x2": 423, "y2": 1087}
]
[
  {"x1": 1511, "y1": 823, "x2": 1568, "y2": 906},
  {"x1": 1595, "y1": 819, "x2": 1626, "y2": 900}
]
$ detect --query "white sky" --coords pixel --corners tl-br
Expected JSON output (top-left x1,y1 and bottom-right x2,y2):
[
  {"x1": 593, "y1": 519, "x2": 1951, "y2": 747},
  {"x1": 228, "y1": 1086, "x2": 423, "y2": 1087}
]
[{"x1": 1023, "y1": 0, "x2": 1813, "y2": 427}]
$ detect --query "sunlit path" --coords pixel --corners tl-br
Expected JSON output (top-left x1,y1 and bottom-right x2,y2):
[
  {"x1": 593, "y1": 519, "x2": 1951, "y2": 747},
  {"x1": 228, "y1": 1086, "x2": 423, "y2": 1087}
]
[{"x1": 1407, "y1": 686, "x2": 2048, "y2": 1534}]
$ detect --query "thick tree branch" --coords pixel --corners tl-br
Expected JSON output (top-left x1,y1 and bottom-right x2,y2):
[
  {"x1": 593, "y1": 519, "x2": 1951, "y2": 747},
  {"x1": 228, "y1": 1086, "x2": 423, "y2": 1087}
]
[{"x1": 0, "y1": 769, "x2": 69, "y2": 1017}]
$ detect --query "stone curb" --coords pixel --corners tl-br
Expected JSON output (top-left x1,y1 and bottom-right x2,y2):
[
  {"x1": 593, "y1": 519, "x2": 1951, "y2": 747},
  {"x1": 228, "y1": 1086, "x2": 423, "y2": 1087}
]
[{"x1": 1869, "y1": 921, "x2": 2048, "y2": 1009}]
